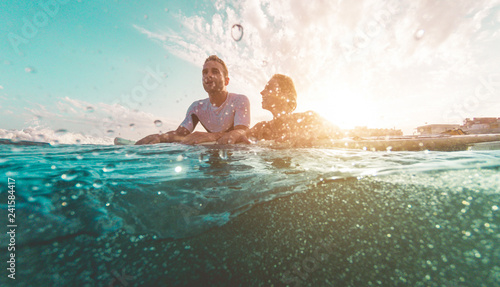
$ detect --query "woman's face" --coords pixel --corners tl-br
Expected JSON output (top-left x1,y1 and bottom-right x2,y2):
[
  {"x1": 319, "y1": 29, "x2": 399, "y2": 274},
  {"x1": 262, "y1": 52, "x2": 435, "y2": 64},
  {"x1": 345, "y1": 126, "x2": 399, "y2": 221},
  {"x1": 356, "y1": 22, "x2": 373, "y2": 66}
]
[{"x1": 260, "y1": 78, "x2": 282, "y2": 112}]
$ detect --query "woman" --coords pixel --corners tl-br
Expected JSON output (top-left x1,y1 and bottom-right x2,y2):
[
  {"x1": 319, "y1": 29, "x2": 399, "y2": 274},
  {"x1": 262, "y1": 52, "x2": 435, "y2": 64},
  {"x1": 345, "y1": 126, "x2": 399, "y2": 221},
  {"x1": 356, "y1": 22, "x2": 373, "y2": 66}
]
[{"x1": 249, "y1": 74, "x2": 340, "y2": 145}]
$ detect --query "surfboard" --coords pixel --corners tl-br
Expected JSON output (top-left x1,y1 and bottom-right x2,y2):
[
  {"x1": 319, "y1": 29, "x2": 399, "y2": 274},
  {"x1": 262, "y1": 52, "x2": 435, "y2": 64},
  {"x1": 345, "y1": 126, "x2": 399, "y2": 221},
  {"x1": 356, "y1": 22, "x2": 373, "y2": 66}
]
[{"x1": 321, "y1": 134, "x2": 500, "y2": 151}]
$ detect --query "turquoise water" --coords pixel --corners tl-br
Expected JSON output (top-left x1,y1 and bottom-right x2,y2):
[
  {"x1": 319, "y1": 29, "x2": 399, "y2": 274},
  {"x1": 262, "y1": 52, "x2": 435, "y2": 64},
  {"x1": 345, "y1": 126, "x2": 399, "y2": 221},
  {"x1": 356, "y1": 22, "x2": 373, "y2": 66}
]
[{"x1": 1, "y1": 143, "x2": 499, "y2": 286}]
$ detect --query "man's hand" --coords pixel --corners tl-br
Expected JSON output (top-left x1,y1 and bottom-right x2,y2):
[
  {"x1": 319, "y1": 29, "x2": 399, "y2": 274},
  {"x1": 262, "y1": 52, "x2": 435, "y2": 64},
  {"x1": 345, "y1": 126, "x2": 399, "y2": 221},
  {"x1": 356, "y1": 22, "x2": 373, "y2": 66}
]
[
  {"x1": 135, "y1": 129, "x2": 187, "y2": 145},
  {"x1": 217, "y1": 129, "x2": 251, "y2": 144},
  {"x1": 135, "y1": 134, "x2": 161, "y2": 145},
  {"x1": 181, "y1": 132, "x2": 221, "y2": 145}
]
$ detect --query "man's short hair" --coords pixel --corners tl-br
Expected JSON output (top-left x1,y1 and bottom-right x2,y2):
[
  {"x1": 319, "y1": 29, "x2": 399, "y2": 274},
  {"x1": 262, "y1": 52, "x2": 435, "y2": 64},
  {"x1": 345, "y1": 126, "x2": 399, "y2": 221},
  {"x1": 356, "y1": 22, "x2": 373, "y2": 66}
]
[{"x1": 204, "y1": 55, "x2": 229, "y2": 78}]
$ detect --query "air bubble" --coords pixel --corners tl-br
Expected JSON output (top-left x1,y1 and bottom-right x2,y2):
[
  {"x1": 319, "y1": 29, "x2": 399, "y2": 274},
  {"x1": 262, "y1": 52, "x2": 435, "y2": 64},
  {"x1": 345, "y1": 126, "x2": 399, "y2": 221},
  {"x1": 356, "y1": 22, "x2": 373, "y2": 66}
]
[
  {"x1": 129, "y1": 123, "x2": 135, "y2": 130},
  {"x1": 86, "y1": 106, "x2": 94, "y2": 113},
  {"x1": 106, "y1": 130, "x2": 115, "y2": 136},
  {"x1": 414, "y1": 29, "x2": 425, "y2": 40},
  {"x1": 154, "y1": 120, "x2": 163, "y2": 127},
  {"x1": 231, "y1": 24, "x2": 244, "y2": 41}
]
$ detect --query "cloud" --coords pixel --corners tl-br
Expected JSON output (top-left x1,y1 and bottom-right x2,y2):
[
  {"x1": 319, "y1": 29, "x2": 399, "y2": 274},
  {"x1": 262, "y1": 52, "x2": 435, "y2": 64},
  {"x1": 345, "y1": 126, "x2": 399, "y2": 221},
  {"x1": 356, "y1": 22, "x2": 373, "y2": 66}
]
[
  {"x1": 133, "y1": 0, "x2": 500, "y2": 130},
  {"x1": 24, "y1": 97, "x2": 179, "y2": 140}
]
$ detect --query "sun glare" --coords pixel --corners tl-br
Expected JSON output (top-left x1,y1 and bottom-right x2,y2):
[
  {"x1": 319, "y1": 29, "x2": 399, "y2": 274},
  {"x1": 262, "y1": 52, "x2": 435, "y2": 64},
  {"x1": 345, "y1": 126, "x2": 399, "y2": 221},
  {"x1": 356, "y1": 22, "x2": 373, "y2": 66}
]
[{"x1": 310, "y1": 85, "x2": 379, "y2": 131}]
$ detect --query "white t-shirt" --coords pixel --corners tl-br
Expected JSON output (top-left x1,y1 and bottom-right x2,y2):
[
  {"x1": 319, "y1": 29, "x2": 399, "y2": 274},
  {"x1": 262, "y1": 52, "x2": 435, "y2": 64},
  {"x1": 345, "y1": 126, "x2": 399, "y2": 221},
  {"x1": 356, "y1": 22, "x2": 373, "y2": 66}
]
[{"x1": 180, "y1": 93, "x2": 250, "y2": 133}]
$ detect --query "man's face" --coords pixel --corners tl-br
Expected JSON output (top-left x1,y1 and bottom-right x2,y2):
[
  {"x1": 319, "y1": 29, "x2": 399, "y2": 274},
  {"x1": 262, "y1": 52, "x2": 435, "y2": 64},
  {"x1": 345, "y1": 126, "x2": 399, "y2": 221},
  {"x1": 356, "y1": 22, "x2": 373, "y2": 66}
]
[{"x1": 202, "y1": 60, "x2": 229, "y2": 94}]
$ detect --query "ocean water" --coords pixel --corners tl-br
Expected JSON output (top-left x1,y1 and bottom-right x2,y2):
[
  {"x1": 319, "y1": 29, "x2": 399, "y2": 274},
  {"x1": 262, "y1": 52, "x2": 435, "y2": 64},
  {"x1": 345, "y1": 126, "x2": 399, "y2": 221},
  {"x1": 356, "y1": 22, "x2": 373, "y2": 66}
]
[{"x1": 1, "y1": 140, "x2": 499, "y2": 286}]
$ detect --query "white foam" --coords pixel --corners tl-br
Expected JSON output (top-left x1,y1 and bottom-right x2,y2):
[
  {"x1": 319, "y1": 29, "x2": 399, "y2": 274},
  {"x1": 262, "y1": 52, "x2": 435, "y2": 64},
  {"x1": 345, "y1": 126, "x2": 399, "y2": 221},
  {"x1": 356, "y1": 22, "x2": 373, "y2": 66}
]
[{"x1": 0, "y1": 127, "x2": 113, "y2": 145}]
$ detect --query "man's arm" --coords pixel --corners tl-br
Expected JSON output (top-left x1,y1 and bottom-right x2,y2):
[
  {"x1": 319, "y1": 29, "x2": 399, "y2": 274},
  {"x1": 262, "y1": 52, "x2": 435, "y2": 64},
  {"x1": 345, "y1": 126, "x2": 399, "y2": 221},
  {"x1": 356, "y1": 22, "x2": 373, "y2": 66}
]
[
  {"x1": 135, "y1": 126, "x2": 190, "y2": 145},
  {"x1": 216, "y1": 126, "x2": 251, "y2": 144},
  {"x1": 181, "y1": 126, "x2": 251, "y2": 145}
]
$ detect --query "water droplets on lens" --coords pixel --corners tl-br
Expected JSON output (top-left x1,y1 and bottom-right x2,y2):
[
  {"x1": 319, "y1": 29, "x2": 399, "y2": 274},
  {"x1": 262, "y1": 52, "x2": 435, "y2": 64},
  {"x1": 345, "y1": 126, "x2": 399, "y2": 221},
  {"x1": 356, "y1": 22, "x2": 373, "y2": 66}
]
[
  {"x1": 414, "y1": 29, "x2": 425, "y2": 40},
  {"x1": 93, "y1": 180, "x2": 104, "y2": 188},
  {"x1": 25, "y1": 67, "x2": 36, "y2": 73},
  {"x1": 61, "y1": 171, "x2": 78, "y2": 181},
  {"x1": 154, "y1": 120, "x2": 163, "y2": 127},
  {"x1": 231, "y1": 24, "x2": 244, "y2": 41},
  {"x1": 103, "y1": 163, "x2": 116, "y2": 172}
]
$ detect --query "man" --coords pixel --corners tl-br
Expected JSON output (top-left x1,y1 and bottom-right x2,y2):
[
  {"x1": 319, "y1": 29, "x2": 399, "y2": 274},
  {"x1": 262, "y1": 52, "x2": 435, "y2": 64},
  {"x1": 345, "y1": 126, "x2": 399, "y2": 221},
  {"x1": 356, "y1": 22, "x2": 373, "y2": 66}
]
[{"x1": 135, "y1": 55, "x2": 250, "y2": 145}]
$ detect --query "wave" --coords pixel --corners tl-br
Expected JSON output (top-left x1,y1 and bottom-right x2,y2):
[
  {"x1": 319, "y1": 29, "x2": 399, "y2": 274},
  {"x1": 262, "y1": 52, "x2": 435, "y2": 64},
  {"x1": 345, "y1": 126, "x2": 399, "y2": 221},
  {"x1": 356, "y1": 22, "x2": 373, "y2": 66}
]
[{"x1": 0, "y1": 127, "x2": 113, "y2": 145}]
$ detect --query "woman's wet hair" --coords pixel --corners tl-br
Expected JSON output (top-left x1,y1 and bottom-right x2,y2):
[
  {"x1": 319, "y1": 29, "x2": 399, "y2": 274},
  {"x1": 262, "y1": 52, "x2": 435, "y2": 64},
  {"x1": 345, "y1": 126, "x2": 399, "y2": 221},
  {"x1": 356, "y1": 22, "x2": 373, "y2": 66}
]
[
  {"x1": 271, "y1": 74, "x2": 297, "y2": 114},
  {"x1": 204, "y1": 55, "x2": 229, "y2": 77}
]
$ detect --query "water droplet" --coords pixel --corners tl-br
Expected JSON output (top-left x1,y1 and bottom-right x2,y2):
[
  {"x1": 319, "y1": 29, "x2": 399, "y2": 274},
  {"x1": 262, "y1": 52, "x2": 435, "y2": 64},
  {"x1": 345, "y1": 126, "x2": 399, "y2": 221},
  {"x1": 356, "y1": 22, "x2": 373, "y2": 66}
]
[
  {"x1": 55, "y1": 129, "x2": 67, "y2": 136},
  {"x1": 231, "y1": 24, "x2": 244, "y2": 41},
  {"x1": 93, "y1": 180, "x2": 104, "y2": 188},
  {"x1": 219, "y1": 149, "x2": 228, "y2": 160},
  {"x1": 86, "y1": 106, "x2": 94, "y2": 113},
  {"x1": 154, "y1": 120, "x2": 162, "y2": 127},
  {"x1": 106, "y1": 130, "x2": 115, "y2": 136},
  {"x1": 61, "y1": 172, "x2": 78, "y2": 181},
  {"x1": 25, "y1": 66, "x2": 36, "y2": 73},
  {"x1": 103, "y1": 163, "x2": 116, "y2": 172},
  {"x1": 129, "y1": 123, "x2": 135, "y2": 130},
  {"x1": 414, "y1": 29, "x2": 425, "y2": 40}
]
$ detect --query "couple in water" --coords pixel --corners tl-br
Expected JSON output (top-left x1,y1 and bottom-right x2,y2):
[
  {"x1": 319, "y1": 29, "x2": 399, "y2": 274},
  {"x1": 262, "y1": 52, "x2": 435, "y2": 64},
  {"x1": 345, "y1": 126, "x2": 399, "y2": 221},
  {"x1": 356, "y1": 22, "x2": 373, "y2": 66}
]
[{"x1": 135, "y1": 55, "x2": 339, "y2": 146}]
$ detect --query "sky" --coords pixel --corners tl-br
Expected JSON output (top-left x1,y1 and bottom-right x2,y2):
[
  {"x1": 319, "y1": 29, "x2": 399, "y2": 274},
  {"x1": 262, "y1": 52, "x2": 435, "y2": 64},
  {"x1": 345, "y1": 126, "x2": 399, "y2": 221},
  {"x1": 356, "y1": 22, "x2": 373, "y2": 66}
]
[{"x1": 1, "y1": 0, "x2": 500, "y2": 140}]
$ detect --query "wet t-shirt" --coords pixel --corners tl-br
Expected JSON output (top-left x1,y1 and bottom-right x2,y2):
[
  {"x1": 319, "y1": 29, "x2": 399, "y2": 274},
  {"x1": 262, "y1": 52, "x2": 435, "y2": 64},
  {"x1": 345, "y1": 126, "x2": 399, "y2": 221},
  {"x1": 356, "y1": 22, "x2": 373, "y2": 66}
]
[{"x1": 180, "y1": 93, "x2": 250, "y2": 133}]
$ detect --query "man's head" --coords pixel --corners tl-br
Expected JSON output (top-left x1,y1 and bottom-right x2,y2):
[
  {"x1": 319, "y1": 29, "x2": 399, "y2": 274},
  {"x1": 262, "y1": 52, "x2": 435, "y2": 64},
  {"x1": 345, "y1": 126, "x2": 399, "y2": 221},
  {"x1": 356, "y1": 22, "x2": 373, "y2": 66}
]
[
  {"x1": 261, "y1": 74, "x2": 297, "y2": 116},
  {"x1": 202, "y1": 55, "x2": 230, "y2": 95}
]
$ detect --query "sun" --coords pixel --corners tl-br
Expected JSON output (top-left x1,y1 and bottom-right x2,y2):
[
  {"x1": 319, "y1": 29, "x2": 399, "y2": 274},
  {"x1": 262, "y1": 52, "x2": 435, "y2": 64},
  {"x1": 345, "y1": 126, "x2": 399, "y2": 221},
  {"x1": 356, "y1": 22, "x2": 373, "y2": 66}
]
[{"x1": 306, "y1": 84, "x2": 379, "y2": 130}]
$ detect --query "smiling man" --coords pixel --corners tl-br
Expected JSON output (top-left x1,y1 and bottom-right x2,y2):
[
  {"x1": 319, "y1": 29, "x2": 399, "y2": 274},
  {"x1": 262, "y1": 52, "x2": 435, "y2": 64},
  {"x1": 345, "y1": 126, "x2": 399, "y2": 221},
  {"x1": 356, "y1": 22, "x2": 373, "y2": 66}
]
[{"x1": 135, "y1": 55, "x2": 250, "y2": 145}]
